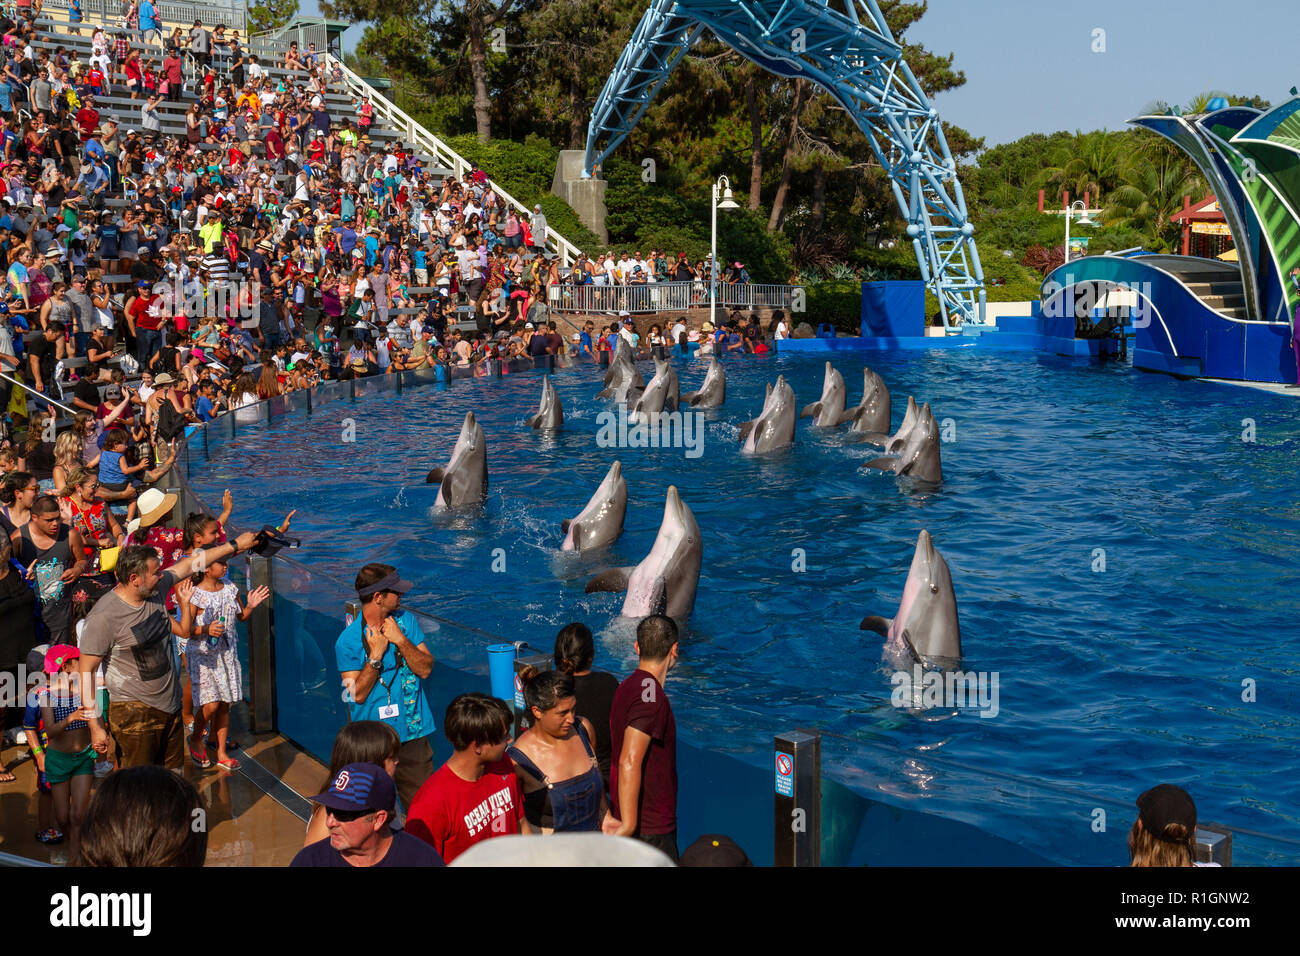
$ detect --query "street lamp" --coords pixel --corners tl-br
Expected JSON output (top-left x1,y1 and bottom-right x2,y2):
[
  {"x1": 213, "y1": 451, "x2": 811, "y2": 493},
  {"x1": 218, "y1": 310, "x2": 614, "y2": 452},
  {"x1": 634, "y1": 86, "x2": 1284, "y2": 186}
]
[
  {"x1": 711, "y1": 174, "x2": 740, "y2": 327},
  {"x1": 1064, "y1": 199, "x2": 1095, "y2": 268}
]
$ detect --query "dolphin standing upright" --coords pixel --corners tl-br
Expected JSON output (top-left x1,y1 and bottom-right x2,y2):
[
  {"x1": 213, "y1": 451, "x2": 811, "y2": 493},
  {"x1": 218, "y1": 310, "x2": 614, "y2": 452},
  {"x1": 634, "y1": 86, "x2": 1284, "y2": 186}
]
[
  {"x1": 739, "y1": 375, "x2": 796, "y2": 453},
  {"x1": 527, "y1": 375, "x2": 564, "y2": 430},
  {"x1": 426, "y1": 411, "x2": 489, "y2": 509},
  {"x1": 628, "y1": 359, "x2": 679, "y2": 423},
  {"x1": 862, "y1": 402, "x2": 942, "y2": 483},
  {"x1": 586, "y1": 485, "x2": 702, "y2": 619},
  {"x1": 860, "y1": 529, "x2": 961, "y2": 665},
  {"x1": 843, "y1": 368, "x2": 892, "y2": 435},
  {"x1": 799, "y1": 362, "x2": 847, "y2": 427},
  {"x1": 561, "y1": 461, "x2": 628, "y2": 552},
  {"x1": 682, "y1": 357, "x2": 726, "y2": 408},
  {"x1": 597, "y1": 342, "x2": 644, "y2": 404},
  {"x1": 861, "y1": 394, "x2": 919, "y2": 449}
]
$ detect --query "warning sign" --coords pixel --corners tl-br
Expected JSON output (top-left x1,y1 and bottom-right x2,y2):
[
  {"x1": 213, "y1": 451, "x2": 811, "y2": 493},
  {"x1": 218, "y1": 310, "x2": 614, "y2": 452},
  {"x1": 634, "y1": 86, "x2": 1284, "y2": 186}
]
[
  {"x1": 775, "y1": 752, "x2": 794, "y2": 797},
  {"x1": 514, "y1": 672, "x2": 524, "y2": 709}
]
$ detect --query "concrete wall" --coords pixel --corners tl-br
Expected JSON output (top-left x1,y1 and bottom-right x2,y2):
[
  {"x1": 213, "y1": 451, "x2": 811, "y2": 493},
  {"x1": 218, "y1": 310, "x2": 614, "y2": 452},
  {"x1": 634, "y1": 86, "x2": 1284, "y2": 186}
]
[{"x1": 553, "y1": 150, "x2": 608, "y2": 244}]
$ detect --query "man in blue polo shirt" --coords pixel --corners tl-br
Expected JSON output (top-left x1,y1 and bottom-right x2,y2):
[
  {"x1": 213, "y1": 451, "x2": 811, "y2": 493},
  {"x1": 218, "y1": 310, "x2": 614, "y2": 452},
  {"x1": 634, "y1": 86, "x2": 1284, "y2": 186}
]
[{"x1": 335, "y1": 563, "x2": 436, "y2": 809}]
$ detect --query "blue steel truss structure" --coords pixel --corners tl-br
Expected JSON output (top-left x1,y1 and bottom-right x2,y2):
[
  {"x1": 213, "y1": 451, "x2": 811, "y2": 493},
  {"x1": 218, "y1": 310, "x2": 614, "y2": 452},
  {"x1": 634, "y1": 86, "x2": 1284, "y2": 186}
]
[{"x1": 583, "y1": 0, "x2": 986, "y2": 327}]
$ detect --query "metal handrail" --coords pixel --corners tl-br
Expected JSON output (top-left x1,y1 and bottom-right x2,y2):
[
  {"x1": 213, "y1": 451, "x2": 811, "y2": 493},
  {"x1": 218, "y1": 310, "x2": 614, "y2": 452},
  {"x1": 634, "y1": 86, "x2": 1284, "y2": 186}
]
[
  {"x1": 547, "y1": 280, "x2": 800, "y2": 314},
  {"x1": 0, "y1": 370, "x2": 78, "y2": 415},
  {"x1": 324, "y1": 53, "x2": 584, "y2": 267}
]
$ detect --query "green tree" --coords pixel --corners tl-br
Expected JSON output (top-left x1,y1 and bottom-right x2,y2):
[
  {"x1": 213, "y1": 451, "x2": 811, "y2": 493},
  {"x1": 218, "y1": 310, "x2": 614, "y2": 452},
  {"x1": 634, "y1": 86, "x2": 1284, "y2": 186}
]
[{"x1": 247, "y1": 0, "x2": 301, "y2": 36}]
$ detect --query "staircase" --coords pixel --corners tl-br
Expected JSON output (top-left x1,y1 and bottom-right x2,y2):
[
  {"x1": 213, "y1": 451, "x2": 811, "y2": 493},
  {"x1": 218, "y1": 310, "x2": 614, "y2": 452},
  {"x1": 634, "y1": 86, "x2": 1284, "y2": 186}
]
[{"x1": 29, "y1": 7, "x2": 584, "y2": 266}]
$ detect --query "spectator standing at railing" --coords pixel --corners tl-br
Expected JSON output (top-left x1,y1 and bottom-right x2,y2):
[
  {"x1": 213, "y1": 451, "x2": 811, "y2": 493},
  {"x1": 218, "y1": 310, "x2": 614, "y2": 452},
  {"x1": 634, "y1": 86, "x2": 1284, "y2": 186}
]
[
  {"x1": 138, "y1": 0, "x2": 161, "y2": 52},
  {"x1": 68, "y1": 0, "x2": 84, "y2": 36},
  {"x1": 161, "y1": 47, "x2": 183, "y2": 103},
  {"x1": 189, "y1": 19, "x2": 210, "y2": 69}
]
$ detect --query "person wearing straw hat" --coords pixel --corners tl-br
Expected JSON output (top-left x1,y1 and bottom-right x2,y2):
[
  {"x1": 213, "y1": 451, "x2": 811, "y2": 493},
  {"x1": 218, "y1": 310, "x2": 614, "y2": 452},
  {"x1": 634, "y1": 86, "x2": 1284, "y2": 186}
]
[{"x1": 77, "y1": 528, "x2": 258, "y2": 771}]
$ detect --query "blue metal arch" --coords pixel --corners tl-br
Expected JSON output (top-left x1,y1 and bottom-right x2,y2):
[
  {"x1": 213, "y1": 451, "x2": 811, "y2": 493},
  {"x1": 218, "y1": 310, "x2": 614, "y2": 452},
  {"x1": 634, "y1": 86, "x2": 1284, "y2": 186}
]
[{"x1": 583, "y1": 0, "x2": 985, "y2": 327}]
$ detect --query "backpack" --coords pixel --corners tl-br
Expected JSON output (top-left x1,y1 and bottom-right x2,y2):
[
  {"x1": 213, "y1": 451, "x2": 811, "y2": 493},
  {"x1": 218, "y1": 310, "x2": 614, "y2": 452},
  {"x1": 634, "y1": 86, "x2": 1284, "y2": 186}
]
[{"x1": 155, "y1": 396, "x2": 188, "y2": 442}]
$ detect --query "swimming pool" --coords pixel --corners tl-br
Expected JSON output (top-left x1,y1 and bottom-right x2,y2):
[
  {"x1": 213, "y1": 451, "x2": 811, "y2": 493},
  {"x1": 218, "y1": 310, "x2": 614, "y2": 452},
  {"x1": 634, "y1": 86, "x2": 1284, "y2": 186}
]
[{"x1": 191, "y1": 349, "x2": 1300, "y2": 864}]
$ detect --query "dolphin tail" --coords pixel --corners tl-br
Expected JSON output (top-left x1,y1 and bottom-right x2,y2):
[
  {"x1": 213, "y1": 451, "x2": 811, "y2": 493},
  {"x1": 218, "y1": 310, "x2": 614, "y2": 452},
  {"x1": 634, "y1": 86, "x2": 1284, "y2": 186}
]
[
  {"x1": 862, "y1": 457, "x2": 897, "y2": 471},
  {"x1": 585, "y1": 567, "x2": 634, "y2": 594},
  {"x1": 799, "y1": 401, "x2": 822, "y2": 419},
  {"x1": 425, "y1": 467, "x2": 445, "y2": 484},
  {"x1": 860, "y1": 615, "x2": 891, "y2": 635}
]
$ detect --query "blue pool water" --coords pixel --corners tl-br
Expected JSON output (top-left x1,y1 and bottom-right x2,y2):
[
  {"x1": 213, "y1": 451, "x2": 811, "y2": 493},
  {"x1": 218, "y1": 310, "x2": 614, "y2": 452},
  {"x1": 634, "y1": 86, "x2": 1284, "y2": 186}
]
[{"x1": 192, "y1": 350, "x2": 1300, "y2": 863}]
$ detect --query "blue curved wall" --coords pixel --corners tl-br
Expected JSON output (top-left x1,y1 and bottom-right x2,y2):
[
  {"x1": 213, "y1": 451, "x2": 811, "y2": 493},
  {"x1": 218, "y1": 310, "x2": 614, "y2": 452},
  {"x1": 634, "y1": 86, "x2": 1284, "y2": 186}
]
[{"x1": 1043, "y1": 256, "x2": 1296, "y2": 383}]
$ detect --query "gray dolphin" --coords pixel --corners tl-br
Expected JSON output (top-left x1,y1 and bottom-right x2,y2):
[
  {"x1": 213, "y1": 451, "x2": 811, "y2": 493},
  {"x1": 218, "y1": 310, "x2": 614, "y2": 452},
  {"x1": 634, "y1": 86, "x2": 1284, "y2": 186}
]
[
  {"x1": 426, "y1": 410, "x2": 489, "y2": 509},
  {"x1": 597, "y1": 344, "x2": 644, "y2": 404},
  {"x1": 527, "y1": 375, "x2": 564, "y2": 430},
  {"x1": 861, "y1": 394, "x2": 919, "y2": 449},
  {"x1": 739, "y1": 375, "x2": 796, "y2": 453},
  {"x1": 843, "y1": 368, "x2": 892, "y2": 435},
  {"x1": 682, "y1": 357, "x2": 726, "y2": 408},
  {"x1": 861, "y1": 530, "x2": 961, "y2": 665},
  {"x1": 562, "y1": 461, "x2": 627, "y2": 552},
  {"x1": 863, "y1": 402, "x2": 942, "y2": 483},
  {"x1": 629, "y1": 359, "x2": 678, "y2": 423},
  {"x1": 799, "y1": 361, "x2": 847, "y2": 427},
  {"x1": 586, "y1": 485, "x2": 702, "y2": 619}
]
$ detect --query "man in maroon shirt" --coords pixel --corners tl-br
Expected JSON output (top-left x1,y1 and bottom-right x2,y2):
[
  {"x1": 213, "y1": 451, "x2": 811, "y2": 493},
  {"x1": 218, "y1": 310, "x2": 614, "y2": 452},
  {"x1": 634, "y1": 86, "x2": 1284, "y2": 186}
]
[
  {"x1": 75, "y1": 95, "x2": 100, "y2": 143},
  {"x1": 603, "y1": 615, "x2": 680, "y2": 861},
  {"x1": 162, "y1": 50, "x2": 184, "y2": 102}
]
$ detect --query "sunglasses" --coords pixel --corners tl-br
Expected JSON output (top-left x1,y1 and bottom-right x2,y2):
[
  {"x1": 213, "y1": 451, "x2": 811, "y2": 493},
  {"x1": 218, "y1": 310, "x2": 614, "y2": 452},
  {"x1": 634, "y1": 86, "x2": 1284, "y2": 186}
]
[{"x1": 326, "y1": 807, "x2": 375, "y2": 823}]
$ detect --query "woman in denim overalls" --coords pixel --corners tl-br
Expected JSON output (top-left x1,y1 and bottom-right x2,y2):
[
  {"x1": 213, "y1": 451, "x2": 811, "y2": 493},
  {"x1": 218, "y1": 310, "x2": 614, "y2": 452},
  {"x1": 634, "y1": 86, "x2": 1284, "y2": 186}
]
[{"x1": 508, "y1": 669, "x2": 605, "y2": 833}]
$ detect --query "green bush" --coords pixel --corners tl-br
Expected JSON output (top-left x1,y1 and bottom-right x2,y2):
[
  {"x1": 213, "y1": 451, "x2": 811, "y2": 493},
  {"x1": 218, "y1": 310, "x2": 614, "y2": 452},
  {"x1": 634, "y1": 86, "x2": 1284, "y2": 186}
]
[{"x1": 804, "y1": 280, "x2": 861, "y2": 333}]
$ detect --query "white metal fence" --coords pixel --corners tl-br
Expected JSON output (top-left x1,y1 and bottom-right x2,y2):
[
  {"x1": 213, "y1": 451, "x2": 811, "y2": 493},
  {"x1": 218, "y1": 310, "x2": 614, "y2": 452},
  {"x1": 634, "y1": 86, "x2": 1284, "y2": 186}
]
[
  {"x1": 40, "y1": 0, "x2": 247, "y2": 31},
  {"x1": 547, "y1": 282, "x2": 800, "y2": 314}
]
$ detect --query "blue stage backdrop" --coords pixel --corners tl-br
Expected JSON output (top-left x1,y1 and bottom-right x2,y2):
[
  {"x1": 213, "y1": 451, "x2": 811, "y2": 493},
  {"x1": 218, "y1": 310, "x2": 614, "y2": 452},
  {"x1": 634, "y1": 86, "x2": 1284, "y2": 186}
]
[{"x1": 861, "y1": 280, "x2": 925, "y2": 338}]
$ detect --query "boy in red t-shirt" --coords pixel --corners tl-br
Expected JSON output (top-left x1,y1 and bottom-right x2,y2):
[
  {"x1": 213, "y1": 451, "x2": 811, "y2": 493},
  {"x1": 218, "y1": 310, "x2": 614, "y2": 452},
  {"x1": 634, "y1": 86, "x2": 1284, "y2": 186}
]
[{"x1": 405, "y1": 693, "x2": 530, "y2": 862}]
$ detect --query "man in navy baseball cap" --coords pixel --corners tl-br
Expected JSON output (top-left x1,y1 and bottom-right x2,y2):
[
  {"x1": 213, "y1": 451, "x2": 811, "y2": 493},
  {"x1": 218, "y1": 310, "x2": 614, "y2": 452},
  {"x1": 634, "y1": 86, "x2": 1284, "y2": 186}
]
[{"x1": 291, "y1": 762, "x2": 445, "y2": 867}]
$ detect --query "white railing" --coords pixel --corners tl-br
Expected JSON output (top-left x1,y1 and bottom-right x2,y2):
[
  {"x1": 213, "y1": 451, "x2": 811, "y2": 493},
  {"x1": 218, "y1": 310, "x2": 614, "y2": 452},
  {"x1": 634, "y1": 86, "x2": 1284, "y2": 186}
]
[
  {"x1": 39, "y1": 0, "x2": 246, "y2": 31},
  {"x1": 325, "y1": 52, "x2": 583, "y2": 267},
  {"x1": 548, "y1": 281, "x2": 800, "y2": 314}
]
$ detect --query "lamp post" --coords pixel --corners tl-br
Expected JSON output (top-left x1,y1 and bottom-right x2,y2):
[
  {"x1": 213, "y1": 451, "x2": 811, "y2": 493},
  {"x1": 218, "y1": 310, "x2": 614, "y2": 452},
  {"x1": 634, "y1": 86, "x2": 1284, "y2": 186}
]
[
  {"x1": 711, "y1": 174, "x2": 740, "y2": 328},
  {"x1": 1064, "y1": 199, "x2": 1095, "y2": 269}
]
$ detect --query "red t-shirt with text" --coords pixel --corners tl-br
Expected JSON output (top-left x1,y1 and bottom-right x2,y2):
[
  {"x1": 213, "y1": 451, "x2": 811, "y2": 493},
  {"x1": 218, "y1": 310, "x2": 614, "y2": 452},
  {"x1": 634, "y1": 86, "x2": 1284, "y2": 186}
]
[{"x1": 405, "y1": 758, "x2": 523, "y2": 863}]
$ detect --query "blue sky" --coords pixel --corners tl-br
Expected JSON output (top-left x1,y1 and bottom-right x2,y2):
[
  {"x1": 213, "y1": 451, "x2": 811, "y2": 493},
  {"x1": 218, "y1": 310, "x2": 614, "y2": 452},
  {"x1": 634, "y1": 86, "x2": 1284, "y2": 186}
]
[
  {"x1": 311, "y1": 0, "x2": 1298, "y2": 150},
  {"x1": 910, "y1": 0, "x2": 1298, "y2": 147}
]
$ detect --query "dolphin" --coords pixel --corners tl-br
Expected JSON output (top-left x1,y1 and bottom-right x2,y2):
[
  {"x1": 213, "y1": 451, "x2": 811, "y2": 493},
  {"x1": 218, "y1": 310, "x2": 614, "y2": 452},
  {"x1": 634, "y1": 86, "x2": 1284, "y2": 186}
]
[
  {"x1": 526, "y1": 375, "x2": 564, "y2": 430},
  {"x1": 862, "y1": 402, "x2": 942, "y2": 483},
  {"x1": 561, "y1": 461, "x2": 628, "y2": 552},
  {"x1": 842, "y1": 368, "x2": 892, "y2": 435},
  {"x1": 860, "y1": 530, "x2": 961, "y2": 665},
  {"x1": 585, "y1": 485, "x2": 702, "y2": 619},
  {"x1": 597, "y1": 343, "x2": 644, "y2": 404},
  {"x1": 739, "y1": 375, "x2": 796, "y2": 453},
  {"x1": 629, "y1": 359, "x2": 679, "y2": 423},
  {"x1": 682, "y1": 357, "x2": 726, "y2": 408},
  {"x1": 799, "y1": 361, "x2": 847, "y2": 427},
  {"x1": 861, "y1": 394, "x2": 919, "y2": 449},
  {"x1": 426, "y1": 411, "x2": 489, "y2": 509}
]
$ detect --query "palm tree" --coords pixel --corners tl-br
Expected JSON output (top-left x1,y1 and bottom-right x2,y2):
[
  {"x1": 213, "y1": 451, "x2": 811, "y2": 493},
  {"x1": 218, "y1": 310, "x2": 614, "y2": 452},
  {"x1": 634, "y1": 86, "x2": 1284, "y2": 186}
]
[
  {"x1": 1107, "y1": 140, "x2": 1206, "y2": 249},
  {"x1": 1037, "y1": 130, "x2": 1128, "y2": 206}
]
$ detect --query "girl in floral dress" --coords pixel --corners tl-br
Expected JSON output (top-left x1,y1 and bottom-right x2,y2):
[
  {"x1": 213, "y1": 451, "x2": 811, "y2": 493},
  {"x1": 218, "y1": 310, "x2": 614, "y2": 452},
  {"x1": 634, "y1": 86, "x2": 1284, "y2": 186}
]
[{"x1": 176, "y1": 564, "x2": 269, "y2": 772}]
